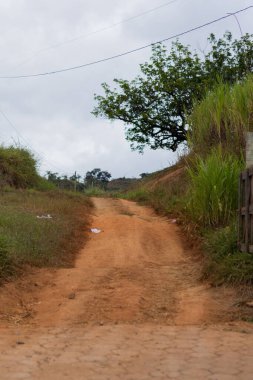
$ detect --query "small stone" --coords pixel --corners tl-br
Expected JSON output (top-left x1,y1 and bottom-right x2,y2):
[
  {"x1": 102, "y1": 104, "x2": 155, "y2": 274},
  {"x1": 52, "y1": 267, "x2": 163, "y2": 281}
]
[
  {"x1": 68, "y1": 292, "x2": 76, "y2": 300},
  {"x1": 246, "y1": 300, "x2": 253, "y2": 307},
  {"x1": 99, "y1": 321, "x2": 104, "y2": 326},
  {"x1": 16, "y1": 341, "x2": 25, "y2": 345}
]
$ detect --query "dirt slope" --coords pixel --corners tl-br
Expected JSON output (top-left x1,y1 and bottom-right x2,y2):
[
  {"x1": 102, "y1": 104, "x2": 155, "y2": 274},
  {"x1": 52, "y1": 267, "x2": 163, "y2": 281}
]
[{"x1": 0, "y1": 198, "x2": 253, "y2": 379}]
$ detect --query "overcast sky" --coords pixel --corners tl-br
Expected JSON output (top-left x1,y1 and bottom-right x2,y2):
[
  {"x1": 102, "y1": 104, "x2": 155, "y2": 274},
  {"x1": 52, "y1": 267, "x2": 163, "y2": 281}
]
[{"x1": 0, "y1": 0, "x2": 252, "y2": 179}]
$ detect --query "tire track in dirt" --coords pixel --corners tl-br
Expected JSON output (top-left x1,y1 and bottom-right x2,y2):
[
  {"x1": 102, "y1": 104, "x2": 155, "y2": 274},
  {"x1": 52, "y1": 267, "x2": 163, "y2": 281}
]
[
  {"x1": 12, "y1": 197, "x2": 239, "y2": 327},
  {"x1": 1, "y1": 198, "x2": 253, "y2": 380}
]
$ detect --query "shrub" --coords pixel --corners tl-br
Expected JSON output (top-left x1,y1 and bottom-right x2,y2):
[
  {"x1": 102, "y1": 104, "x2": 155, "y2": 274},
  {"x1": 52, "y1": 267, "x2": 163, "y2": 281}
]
[{"x1": 0, "y1": 145, "x2": 39, "y2": 188}]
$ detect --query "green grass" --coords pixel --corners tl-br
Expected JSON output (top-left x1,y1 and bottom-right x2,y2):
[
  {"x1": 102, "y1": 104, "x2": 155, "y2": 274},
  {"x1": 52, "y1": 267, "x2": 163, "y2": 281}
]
[
  {"x1": 186, "y1": 149, "x2": 243, "y2": 227},
  {"x1": 188, "y1": 75, "x2": 253, "y2": 156},
  {"x1": 121, "y1": 188, "x2": 150, "y2": 203},
  {"x1": 120, "y1": 170, "x2": 187, "y2": 216},
  {"x1": 0, "y1": 189, "x2": 93, "y2": 282},
  {"x1": 84, "y1": 186, "x2": 107, "y2": 197},
  {"x1": 203, "y1": 223, "x2": 253, "y2": 285}
]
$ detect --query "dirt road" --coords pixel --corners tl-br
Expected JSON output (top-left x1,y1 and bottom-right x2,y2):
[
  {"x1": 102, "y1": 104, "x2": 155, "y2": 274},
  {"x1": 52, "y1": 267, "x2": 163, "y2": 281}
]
[{"x1": 1, "y1": 198, "x2": 253, "y2": 379}]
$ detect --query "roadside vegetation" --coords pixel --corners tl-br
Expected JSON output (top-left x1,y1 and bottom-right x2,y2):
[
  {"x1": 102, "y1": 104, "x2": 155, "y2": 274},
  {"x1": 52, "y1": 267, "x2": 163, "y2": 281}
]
[
  {"x1": 0, "y1": 146, "x2": 93, "y2": 283},
  {"x1": 93, "y1": 31, "x2": 253, "y2": 285},
  {"x1": 120, "y1": 74, "x2": 253, "y2": 285}
]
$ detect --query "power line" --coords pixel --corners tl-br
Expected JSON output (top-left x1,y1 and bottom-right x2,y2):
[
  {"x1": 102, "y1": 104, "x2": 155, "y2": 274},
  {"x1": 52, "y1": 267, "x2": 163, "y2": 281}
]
[
  {"x1": 0, "y1": 5, "x2": 252, "y2": 80},
  {"x1": 0, "y1": 108, "x2": 63, "y2": 172},
  {"x1": 19, "y1": 0, "x2": 179, "y2": 57}
]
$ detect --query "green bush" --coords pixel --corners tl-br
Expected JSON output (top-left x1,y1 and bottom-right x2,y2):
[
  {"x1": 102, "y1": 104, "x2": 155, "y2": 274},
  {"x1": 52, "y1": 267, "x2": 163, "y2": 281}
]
[
  {"x1": 0, "y1": 145, "x2": 39, "y2": 188},
  {"x1": 186, "y1": 150, "x2": 243, "y2": 227}
]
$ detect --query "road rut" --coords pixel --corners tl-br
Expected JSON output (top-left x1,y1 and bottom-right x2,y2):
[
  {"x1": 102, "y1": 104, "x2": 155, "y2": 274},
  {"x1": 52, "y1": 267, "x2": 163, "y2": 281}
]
[{"x1": 0, "y1": 198, "x2": 253, "y2": 379}]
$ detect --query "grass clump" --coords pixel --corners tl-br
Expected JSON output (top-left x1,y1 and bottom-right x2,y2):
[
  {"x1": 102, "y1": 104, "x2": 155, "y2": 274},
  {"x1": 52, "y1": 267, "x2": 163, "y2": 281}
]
[
  {"x1": 188, "y1": 75, "x2": 253, "y2": 156},
  {"x1": 0, "y1": 190, "x2": 93, "y2": 282},
  {"x1": 186, "y1": 149, "x2": 243, "y2": 227},
  {"x1": 203, "y1": 224, "x2": 253, "y2": 285}
]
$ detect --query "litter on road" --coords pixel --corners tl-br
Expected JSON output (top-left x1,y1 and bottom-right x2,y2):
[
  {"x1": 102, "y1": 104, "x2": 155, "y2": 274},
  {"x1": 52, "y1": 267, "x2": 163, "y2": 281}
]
[
  {"x1": 91, "y1": 228, "x2": 102, "y2": 234},
  {"x1": 36, "y1": 214, "x2": 53, "y2": 219}
]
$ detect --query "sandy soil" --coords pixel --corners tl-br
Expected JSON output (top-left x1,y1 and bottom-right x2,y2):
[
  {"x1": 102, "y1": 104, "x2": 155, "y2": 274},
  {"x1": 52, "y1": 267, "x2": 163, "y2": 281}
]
[{"x1": 0, "y1": 198, "x2": 253, "y2": 379}]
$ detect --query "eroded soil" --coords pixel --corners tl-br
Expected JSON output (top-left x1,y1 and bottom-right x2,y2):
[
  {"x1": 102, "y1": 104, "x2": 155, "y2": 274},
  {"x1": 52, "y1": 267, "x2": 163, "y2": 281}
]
[{"x1": 1, "y1": 198, "x2": 253, "y2": 379}]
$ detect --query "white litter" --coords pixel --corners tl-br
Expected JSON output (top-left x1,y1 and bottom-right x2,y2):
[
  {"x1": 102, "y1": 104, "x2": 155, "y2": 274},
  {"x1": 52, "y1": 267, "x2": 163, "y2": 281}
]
[
  {"x1": 169, "y1": 219, "x2": 177, "y2": 224},
  {"x1": 91, "y1": 228, "x2": 102, "y2": 234},
  {"x1": 36, "y1": 214, "x2": 53, "y2": 219}
]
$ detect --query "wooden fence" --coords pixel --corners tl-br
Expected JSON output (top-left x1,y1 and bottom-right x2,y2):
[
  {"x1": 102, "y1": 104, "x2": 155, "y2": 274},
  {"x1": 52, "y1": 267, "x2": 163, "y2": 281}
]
[{"x1": 238, "y1": 167, "x2": 253, "y2": 253}]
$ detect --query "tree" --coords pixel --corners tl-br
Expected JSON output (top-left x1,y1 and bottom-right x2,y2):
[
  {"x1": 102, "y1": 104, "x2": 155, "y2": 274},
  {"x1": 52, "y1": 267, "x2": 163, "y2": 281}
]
[
  {"x1": 93, "y1": 32, "x2": 253, "y2": 152},
  {"x1": 46, "y1": 171, "x2": 84, "y2": 191},
  {"x1": 84, "y1": 168, "x2": 111, "y2": 189}
]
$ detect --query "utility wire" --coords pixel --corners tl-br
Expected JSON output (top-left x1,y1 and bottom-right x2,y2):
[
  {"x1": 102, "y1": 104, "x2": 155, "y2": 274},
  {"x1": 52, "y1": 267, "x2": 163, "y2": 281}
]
[
  {"x1": 33, "y1": 0, "x2": 179, "y2": 52},
  {"x1": 10, "y1": 0, "x2": 180, "y2": 70},
  {"x1": 0, "y1": 108, "x2": 63, "y2": 172},
  {"x1": 0, "y1": 5, "x2": 252, "y2": 80}
]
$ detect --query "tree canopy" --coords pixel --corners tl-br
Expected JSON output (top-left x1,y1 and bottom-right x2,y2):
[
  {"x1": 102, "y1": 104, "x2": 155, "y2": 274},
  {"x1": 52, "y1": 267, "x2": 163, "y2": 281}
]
[
  {"x1": 84, "y1": 168, "x2": 111, "y2": 189},
  {"x1": 93, "y1": 32, "x2": 253, "y2": 152}
]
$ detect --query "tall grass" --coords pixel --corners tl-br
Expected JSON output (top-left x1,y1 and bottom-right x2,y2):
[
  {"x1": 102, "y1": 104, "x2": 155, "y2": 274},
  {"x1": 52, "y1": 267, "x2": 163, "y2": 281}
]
[
  {"x1": 186, "y1": 149, "x2": 243, "y2": 227},
  {"x1": 188, "y1": 75, "x2": 253, "y2": 156}
]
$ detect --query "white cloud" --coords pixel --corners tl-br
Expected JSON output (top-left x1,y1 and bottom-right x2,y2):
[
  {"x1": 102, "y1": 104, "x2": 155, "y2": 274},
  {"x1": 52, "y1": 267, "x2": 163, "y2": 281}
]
[{"x1": 0, "y1": 0, "x2": 252, "y2": 178}]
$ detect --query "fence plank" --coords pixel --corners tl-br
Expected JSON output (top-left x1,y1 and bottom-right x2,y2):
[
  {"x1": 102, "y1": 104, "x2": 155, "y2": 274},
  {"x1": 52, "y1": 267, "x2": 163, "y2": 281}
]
[{"x1": 239, "y1": 168, "x2": 253, "y2": 253}]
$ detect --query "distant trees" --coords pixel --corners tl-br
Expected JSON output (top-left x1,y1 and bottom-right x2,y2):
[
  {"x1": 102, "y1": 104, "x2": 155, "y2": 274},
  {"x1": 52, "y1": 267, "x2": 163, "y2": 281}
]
[
  {"x1": 93, "y1": 32, "x2": 253, "y2": 153},
  {"x1": 46, "y1": 171, "x2": 84, "y2": 191},
  {"x1": 46, "y1": 168, "x2": 112, "y2": 191},
  {"x1": 84, "y1": 168, "x2": 111, "y2": 190},
  {"x1": 140, "y1": 173, "x2": 149, "y2": 179}
]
